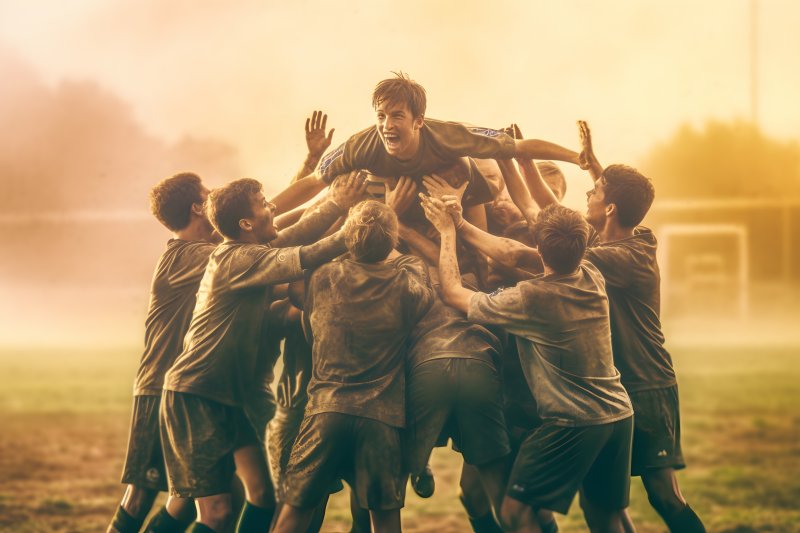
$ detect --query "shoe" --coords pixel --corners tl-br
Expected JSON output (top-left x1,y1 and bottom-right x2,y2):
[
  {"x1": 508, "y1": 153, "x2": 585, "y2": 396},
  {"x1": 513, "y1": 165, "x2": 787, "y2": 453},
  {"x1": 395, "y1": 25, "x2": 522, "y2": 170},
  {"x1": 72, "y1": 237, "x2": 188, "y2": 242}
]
[{"x1": 411, "y1": 464, "x2": 435, "y2": 498}]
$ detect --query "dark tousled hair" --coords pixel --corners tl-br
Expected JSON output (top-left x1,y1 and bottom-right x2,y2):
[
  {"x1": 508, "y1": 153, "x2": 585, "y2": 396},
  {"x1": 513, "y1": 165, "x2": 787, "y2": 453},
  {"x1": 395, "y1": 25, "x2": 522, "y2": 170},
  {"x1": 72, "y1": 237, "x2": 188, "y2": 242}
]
[
  {"x1": 533, "y1": 204, "x2": 590, "y2": 274},
  {"x1": 207, "y1": 178, "x2": 262, "y2": 240},
  {"x1": 149, "y1": 172, "x2": 204, "y2": 231},
  {"x1": 343, "y1": 200, "x2": 398, "y2": 263},
  {"x1": 372, "y1": 72, "x2": 427, "y2": 118},
  {"x1": 601, "y1": 164, "x2": 655, "y2": 228}
]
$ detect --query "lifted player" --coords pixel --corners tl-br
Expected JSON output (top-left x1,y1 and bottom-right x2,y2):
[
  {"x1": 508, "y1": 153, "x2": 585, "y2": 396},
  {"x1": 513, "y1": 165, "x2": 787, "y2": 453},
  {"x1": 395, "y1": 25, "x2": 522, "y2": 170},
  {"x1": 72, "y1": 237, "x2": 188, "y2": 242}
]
[{"x1": 108, "y1": 173, "x2": 216, "y2": 533}]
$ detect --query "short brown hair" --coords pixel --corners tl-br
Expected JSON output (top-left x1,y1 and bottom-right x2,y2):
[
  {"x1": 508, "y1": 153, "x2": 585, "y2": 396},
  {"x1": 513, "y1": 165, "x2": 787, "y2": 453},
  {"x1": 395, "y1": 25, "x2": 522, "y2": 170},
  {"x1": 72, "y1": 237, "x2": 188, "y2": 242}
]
[
  {"x1": 343, "y1": 200, "x2": 398, "y2": 263},
  {"x1": 533, "y1": 204, "x2": 589, "y2": 274},
  {"x1": 149, "y1": 172, "x2": 204, "y2": 231},
  {"x1": 372, "y1": 72, "x2": 426, "y2": 118},
  {"x1": 207, "y1": 178, "x2": 262, "y2": 240},
  {"x1": 601, "y1": 164, "x2": 655, "y2": 228}
]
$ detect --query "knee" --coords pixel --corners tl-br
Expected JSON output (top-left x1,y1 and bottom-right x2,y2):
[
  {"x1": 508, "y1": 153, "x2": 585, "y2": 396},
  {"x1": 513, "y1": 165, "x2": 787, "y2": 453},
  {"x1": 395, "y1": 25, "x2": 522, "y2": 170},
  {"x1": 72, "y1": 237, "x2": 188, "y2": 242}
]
[
  {"x1": 122, "y1": 485, "x2": 157, "y2": 517},
  {"x1": 199, "y1": 499, "x2": 234, "y2": 530},
  {"x1": 644, "y1": 481, "x2": 685, "y2": 517},
  {"x1": 499, "y1": 500, "x2": 530, "y2": 533}
]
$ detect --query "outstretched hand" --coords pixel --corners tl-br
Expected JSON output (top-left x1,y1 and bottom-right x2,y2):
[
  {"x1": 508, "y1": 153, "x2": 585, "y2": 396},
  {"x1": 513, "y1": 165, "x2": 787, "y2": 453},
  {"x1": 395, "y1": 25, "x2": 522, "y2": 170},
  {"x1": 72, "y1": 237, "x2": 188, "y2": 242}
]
[
  {"x1": 420, "y1": 194, "x2": 455, "y2": 234},
  {"x1": 305, "y1": 110, "x2": 335, "y2": 158},
  {"x1": 577, "y1": 120, "x2": 602, "y2": 176},
  {"x1": 501, "y1": 123, "x2": 524, "y2": 140},
  {"x1": 329, "y1": 171, "x2": 367, "y2": 210},
  {"x1": 385, "y1": 176, "x2": 417, "y2": 216},
  {"x1": 422, "y1": 174, "x2": 468, "y2": 201}
]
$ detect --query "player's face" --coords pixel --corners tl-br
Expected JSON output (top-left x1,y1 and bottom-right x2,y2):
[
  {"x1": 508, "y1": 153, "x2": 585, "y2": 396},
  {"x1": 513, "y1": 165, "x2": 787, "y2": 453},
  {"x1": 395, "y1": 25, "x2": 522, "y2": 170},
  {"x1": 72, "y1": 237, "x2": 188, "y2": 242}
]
[
  {"x1": 376, "y1": 100, "x2": 423, "y2": 160},
  {"x1": 585, "y1": 177, "x2": 608, "y2": 230},
  {"x1": 247, "y1": 192, "x2": 278, "y2": 244}
]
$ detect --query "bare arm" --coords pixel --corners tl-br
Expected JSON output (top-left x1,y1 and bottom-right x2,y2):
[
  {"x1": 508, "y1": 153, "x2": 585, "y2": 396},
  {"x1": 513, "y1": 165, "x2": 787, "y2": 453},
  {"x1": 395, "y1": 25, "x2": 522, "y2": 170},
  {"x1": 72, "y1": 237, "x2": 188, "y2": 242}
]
[
  {"x1": 441, "y1": 194, "x2": 540, "y2": 269},
  {"x1": 274, "y1": 206, "x2": 306, "y2": 230},
  {"x1": 420, "y1": 196, "x2": 474, "y2": 314},
  {"x1": 514, "y1": 138, "x2": 580, "y2": 166},
  {"x1": 577, "y1": 120, "x2": 604, "y2": 182},
  {"x1": 495, "y1": 159, "x2": 543, "y2": 225},
  {"x1": 269, "y1": 175, "x2": 327, "y2": 216},
  {"x1": 272, "y1": 172, "x2": 366, "y2": 247},
  {"x1": 397, "y1": 223, "x2": 440, "y2": 266},
  {"x1": 298, "y1": 231, "x2": 346, "y2": 270}
]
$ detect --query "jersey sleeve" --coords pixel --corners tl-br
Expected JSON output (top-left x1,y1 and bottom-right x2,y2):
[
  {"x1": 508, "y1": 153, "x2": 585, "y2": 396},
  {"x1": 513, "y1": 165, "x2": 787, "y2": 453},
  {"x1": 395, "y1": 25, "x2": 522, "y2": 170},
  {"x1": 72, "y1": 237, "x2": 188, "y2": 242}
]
[
  {"x1": 167, "y1": 242, "x2": 215, "y2": 287},
  {"x1": 318, "y1": 143, "x2": 350, "y2": 184},
  {"x1": 467, "y1": 286, "x2": 529, "y2": 334},
  {"x1": 396, "y1": 255, "x2": 434, "y2": 324},
  {"x1": 428, "y1": 120, "x2": 517, "y2": 160},
  {"x1": 228, "y1": 245, "x2": 304, "y2": 290},
  {"x1": 585, "y1": 245, "x2": 634, "y2": 288}
]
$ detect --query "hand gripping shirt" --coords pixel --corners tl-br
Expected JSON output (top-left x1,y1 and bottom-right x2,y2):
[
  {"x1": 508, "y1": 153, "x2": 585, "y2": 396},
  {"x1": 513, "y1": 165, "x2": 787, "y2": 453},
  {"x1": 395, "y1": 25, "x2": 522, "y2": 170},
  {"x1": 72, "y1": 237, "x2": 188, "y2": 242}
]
[
  {"x1": 163, "y1": 242, "x2": 303, "y2": 407},
  {"x1": 468, "y1": 261, "x2": 633, "y2": 427},
  {"x1": 585, "y1": 228, "x2": 677, "y2": 393}
]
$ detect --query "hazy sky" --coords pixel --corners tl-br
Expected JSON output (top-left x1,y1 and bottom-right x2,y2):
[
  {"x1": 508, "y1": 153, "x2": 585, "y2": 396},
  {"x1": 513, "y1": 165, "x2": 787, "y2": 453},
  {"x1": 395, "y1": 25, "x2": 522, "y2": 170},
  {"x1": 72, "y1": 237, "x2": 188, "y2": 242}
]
[{"x1": 1, "y1": 0, "x2": 799, "y2": 207}]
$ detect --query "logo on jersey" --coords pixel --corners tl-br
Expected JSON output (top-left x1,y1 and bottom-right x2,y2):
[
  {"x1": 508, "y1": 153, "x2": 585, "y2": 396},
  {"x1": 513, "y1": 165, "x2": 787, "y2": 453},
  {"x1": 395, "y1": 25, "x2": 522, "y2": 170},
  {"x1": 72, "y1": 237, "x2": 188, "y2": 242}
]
[
  {"x1": 319, "y1": 145, "x2": 345, "y2": 177},
  {"x1": 468, "y1": 127, "x2": 503, "y2": 138}
]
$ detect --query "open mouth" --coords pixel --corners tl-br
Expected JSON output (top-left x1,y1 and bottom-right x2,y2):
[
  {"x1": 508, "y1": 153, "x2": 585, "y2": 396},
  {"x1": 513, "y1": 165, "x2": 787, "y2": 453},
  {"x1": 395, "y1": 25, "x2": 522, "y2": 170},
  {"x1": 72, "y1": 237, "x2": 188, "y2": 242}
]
[{"x1": 383, "y1": 132, "x2": 400, "y2": 150}]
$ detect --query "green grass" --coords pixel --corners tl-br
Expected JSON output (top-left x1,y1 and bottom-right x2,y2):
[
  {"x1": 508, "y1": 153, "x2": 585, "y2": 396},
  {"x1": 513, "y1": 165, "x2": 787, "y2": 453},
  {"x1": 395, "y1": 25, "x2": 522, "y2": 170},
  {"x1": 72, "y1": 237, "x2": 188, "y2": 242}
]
[{"x1": 0, "y1": 345, "x2": 798, "y2": 532}]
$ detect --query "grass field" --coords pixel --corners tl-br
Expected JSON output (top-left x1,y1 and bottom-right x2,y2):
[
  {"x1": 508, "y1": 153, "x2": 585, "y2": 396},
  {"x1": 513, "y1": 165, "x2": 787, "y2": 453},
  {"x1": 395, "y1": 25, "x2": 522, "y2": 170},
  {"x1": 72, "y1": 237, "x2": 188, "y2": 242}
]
[{"x1": 0, "y1": 344, "x2": 798, "y2": 532}]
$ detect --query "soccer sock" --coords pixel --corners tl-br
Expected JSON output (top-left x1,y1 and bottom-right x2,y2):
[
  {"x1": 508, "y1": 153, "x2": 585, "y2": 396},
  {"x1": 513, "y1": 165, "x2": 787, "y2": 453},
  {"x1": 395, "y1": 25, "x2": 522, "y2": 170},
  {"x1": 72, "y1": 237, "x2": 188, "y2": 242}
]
[
  {"x1": 142, "y1": 506, "x2": 192, "y2": 533},
  {"x1": 111, "y1": 505, "x2": 145, "y2": 533},
  {"x1": 188, "y1": 524, "x2": 217, "y2": 533},
  {"x1": 664, "y1": 504, "x2": 706, "y2": 533},
  {"x1": 467, "y1": 512, "x2": 504, "y2": 533},
  {"x1": 235, "y1": 501, "x2": 274, "y2": 533}
]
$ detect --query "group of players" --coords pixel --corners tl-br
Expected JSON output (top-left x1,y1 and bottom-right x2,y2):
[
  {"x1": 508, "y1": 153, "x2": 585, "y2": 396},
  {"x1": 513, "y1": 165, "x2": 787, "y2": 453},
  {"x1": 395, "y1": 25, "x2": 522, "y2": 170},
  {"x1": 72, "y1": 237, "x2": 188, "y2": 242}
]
[{"x1": 107, "y1": 74, "x2": 707, "y2": 533}]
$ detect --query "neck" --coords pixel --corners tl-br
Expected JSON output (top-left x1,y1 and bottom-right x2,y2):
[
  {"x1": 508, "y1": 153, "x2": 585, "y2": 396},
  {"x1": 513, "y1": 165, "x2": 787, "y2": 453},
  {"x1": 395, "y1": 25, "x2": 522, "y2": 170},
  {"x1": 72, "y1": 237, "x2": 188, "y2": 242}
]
[
  {"x1": 598, "y1": 221, "x2": 634, "y2": 243},
  {"x1": 174, "y1": 218, "x2": 212, "y2": 242}
]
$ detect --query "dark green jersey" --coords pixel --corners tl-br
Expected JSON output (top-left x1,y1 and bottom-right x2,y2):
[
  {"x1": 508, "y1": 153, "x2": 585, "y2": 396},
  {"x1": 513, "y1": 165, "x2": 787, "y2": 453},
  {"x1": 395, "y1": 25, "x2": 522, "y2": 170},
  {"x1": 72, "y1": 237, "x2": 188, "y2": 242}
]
[
  {"x1": 134, "y1": 239, "x2": 216, "y2": 396},
  {"x1": 585, "y1": 227, "x2": 677, "y2": 392},
  {"x1": 163, "y1": 243, "x2": 304, "y2": 407},
  {"x1": 468, "y1": 261, "x2": 632, "y2": 427}
]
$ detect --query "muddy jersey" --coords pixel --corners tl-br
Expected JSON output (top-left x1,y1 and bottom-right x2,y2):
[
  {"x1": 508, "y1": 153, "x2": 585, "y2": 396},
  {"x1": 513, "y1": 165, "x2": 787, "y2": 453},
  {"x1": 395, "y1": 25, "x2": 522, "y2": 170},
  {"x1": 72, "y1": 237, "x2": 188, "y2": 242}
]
[
  {"x1": 318, "y1": 119, "x2": 516, "y2": 185},
  {"x1": 468, "y1": 261, "x2": 632, "y2": 427},
  {"x1": 585, "y1": 227, "x2": 676, "y2": 393},
  {"x1": 408, "y1": 270, "x2": 500, "y2": 370},
  {"x1": 163, "y1": 242, "x2": 303, "y2": 407},
  {"x1": 134, "y1": 240, "x2": 216, "y2": 396},
  {"x1": 275, "y1": 323, "x2": 313, "y2": 410},
  {"x1": 304, "y1": 255, "x2": 433, "y2": 428}
]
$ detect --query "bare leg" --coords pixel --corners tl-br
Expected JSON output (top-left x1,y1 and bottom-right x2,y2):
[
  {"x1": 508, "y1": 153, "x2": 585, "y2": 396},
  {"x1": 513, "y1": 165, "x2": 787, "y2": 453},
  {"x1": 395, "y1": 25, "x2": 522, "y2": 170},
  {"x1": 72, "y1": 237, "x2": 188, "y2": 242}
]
[
  {"x1": 641, "y1": 468, "x2": 705, "y2": 533},
  {"x1": 499, "y1": 496, "x2": 541, "y2": 533},
  {"x1": 272, "y1": 503, "x2": 315, "y2": 533},
  {"x1": 195, "y1": 494, "x2": 233, "y2": 532}
]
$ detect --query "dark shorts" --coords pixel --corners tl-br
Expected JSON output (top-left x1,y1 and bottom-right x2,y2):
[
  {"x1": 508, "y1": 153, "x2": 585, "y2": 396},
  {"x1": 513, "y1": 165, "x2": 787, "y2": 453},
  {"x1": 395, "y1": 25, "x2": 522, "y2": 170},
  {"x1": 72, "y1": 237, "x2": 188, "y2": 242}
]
[
  {"x1": 407, "y1": 358, "x2": 510, "y2": 473},
  {"x1": 160, "y1": 391, "x2": 260, "y2": 498},
  {"x1": 120, "y1": 394, "x2": 168, "y2": 491},
  {"x1": 507, "y1": 416, "x2": 633, "y2": 515},
  {"x1": 244, "y1": 387, "x2": 277, "y2": 445},
  {"x1": 629, "y1": 384, "x2": 685, "y2": 476},
  {"x1": 282, "y1": 412, "x2": 406, "y2": 511}
]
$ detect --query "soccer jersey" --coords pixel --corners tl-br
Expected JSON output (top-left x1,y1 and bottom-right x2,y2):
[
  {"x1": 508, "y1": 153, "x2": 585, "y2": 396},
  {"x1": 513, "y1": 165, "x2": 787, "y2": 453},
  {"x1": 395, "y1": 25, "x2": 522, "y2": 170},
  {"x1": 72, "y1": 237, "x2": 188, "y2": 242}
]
[
  {"x1": 318, "y1": 119, "x2": 516, "y2": 185},
  {"x1": 585, "y1": 228, "x2": 677, "y2": 393},
  {"x1": 304, "y1": 254, "x2": 433, "y2": 428},
  {"x1": 163, "y1": 242, "x2": 304, "y2": 407},
  {"x1": 134, "y1": 239, "x2": 216, "y2": 396},
  {"x1": 468, "y1": 261, "x2": 632, "y2": 427},
  {"x1": 408, "y1": 270, "x2": 500, "y2": 370}
]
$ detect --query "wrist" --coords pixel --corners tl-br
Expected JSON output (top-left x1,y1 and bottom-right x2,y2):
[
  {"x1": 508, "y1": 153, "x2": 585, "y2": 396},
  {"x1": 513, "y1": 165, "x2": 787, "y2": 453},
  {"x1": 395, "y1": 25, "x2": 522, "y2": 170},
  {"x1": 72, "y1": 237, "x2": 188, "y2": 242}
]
[{"x1": 304, "y1": 153, "x2": 322, "y2": 171}]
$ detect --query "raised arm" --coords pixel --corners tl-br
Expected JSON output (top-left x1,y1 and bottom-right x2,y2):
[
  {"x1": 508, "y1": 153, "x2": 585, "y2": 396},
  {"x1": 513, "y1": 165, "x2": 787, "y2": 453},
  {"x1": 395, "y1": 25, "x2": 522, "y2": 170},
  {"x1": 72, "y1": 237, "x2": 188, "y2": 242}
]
[
  {"x1": 577, "y1": 120, "x2": 604, "y2": 182},
  {"x1": 397, "y1": 223, "x2": 440, "y2": 266},
  {"x1": 271, "y1": 172, "x2": 366, "y2": 247},
  {"x1": 269, "y1": 174, "x2": 327, "y2": 216},
  {"x1": 441, "y1": 194, "x2": 540, "y2": 270},
  {"x1": 494, "y1": 159, "x2": 543, "y2": 226},
  {"x1": 420, "y1": 196, "x2": 474, "y2": 314},
  {"x1": 514, "y1": 137, "x2": 581, "y2": 166},
  {"x1": 291, "y1": 110, "x2": 335, "y2": 184}
]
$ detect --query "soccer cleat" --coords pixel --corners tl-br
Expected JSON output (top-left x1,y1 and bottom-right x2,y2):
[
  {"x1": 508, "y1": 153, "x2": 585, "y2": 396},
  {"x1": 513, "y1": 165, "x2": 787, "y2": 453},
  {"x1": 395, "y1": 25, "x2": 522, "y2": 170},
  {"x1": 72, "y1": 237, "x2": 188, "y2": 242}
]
[{"x1": 411, "y1": 464, "x2": 435, "y2": 498}]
